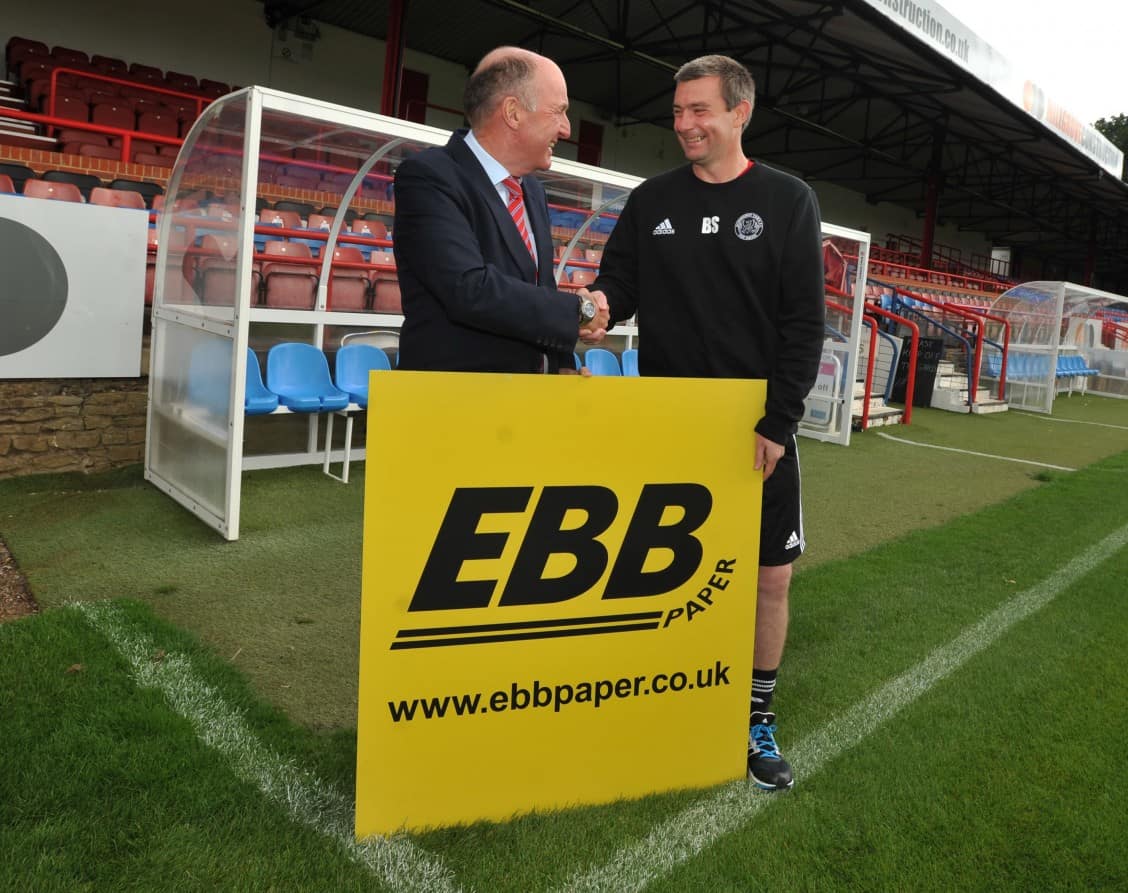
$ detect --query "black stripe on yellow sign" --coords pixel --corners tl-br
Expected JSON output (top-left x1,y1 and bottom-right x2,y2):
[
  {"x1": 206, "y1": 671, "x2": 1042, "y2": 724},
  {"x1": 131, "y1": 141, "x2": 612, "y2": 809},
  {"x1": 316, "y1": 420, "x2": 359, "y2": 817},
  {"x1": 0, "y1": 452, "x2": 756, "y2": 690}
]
[
  {"x1": 395, "y1": 611, "x2": 664, "y2": 638},
  {"x1": 390, "y1": 620, "x2": 661, "y2": 650}
]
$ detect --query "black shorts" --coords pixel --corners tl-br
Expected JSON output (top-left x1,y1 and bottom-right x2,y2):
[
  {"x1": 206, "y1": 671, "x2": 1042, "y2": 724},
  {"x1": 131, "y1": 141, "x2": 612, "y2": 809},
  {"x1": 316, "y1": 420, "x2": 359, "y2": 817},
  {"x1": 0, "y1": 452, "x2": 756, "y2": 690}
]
[{"x1": 759, "y1": 434, "x2": 804, "y2": 567}]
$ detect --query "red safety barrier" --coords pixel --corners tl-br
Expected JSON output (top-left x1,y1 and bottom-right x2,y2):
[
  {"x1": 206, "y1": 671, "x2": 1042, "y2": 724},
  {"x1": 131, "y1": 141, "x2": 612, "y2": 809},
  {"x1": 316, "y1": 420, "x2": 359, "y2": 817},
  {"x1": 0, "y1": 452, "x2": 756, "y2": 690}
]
[{"x1": 827, "y1": 284, "x2": 921, "y2": 424}]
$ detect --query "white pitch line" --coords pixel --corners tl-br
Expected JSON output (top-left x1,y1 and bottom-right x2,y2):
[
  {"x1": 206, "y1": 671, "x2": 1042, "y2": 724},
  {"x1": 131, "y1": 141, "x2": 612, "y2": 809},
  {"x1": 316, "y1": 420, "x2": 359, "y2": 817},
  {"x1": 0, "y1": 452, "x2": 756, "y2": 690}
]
[
  {"x1": 557, "y1": 521, "x2": 1128, "y2": 893},
  {"x1": 75, "y1": 601, "x2": 461, "y2": 893},
  {"x1": 876, "y1": 431, "x2": 1076, "y2": 471},
  {"x1": 1013, "y1": 411, "x2": 1128, "y2": 432}
]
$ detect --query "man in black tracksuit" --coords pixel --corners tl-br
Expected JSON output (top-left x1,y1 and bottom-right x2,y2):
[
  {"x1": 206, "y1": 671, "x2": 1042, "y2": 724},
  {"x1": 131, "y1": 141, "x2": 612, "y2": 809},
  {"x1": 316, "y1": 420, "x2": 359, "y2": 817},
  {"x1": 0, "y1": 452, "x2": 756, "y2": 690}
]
[{"x1": 590, "y1": 54, "x2": 825, "y2": 791}]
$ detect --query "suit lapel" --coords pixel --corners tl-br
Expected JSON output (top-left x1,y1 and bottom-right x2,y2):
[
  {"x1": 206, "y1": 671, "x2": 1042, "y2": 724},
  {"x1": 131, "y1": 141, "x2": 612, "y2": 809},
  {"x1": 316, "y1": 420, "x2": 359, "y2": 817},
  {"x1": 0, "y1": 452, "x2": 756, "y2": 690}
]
[{"x1": 447, "y1": 131, "x2": 539, "y2": 282}]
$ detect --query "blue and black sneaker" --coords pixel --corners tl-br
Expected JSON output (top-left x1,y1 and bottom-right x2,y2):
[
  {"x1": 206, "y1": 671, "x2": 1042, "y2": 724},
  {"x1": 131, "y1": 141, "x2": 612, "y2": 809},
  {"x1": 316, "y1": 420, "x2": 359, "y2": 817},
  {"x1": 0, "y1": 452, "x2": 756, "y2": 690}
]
[{"x1": 747, "y1": 711, "x2": 794, "y2": 791}]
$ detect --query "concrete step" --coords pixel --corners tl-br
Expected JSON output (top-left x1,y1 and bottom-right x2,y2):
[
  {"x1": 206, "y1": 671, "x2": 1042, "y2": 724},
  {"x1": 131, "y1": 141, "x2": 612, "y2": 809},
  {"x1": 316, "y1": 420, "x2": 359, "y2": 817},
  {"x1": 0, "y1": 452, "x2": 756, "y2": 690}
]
[
  {"x1": 970, "y1": 398, "x2": 1008, "y2": 414},
  {"x1": 0, "y1": 114, "x2": 38, "y2": 132},
  {"x1": 0, "y1": 128, "x2": 54, "y2": 150},
  {"x1": 852, "y1": 403, "x2": 904, "y2": 428},
  {"x1": 930, "y1": 384, "x2": 1009, "y2": 414}
]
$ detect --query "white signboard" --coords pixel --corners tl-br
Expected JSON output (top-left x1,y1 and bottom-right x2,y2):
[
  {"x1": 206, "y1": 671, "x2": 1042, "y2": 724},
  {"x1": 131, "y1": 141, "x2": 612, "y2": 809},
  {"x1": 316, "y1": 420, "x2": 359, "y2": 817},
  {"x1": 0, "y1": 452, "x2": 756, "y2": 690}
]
[{"x1": 0, "y1": 194, "x2": 146, "y2": 378}]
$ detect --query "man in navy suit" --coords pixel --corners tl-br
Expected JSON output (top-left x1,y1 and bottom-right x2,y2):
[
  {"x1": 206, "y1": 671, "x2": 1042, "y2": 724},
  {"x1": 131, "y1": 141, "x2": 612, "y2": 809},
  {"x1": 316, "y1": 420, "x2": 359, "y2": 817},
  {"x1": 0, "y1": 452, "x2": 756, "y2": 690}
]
[{"x1": 393, "y1": 47, "x2": 608, "y2": 373}]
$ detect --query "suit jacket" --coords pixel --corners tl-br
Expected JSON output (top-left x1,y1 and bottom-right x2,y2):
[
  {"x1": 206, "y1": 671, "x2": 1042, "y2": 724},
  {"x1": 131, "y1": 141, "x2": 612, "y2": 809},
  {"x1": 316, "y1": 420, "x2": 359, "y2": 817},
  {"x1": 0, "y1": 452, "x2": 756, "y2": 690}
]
[{"x1": 393, "y1": 129, "x2": 578, "y2": 373}]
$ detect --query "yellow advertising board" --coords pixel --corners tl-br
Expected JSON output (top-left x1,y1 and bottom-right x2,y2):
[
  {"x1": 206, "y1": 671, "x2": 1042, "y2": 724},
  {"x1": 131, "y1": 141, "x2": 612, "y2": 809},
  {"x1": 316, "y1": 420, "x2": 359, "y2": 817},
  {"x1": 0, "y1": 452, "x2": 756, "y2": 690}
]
[{"x1": 356, "y1": 371, "x2": 765, "y2": 836}]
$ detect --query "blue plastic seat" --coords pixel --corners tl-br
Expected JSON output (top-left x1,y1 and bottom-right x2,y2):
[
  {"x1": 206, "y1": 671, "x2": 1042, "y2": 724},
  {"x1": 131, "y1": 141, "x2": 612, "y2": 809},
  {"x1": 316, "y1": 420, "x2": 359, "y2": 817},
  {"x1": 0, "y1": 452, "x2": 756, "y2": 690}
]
[
  {"x1": 245, "y1": 348, "x2": 279, "y2": 414},
  {"x1": 584, "y1": 348, "x2": 621, "y2": 376},
  {"x1": 334, "y1": 344, "x2": 391, "y2": 407},
  {"x1": 266, "y1": 342, "x2": 349, "y2": 412},
  {"x1": 621, "y1": 348, "x2": 639, "y2": 376}
]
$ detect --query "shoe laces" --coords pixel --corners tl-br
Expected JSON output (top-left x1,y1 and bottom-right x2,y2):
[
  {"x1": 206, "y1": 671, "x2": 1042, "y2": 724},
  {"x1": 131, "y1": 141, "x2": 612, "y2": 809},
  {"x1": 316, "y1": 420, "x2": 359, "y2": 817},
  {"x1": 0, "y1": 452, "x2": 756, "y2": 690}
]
[{"x1": 749, "y1": 719, "x2": 782, "y2": 760}]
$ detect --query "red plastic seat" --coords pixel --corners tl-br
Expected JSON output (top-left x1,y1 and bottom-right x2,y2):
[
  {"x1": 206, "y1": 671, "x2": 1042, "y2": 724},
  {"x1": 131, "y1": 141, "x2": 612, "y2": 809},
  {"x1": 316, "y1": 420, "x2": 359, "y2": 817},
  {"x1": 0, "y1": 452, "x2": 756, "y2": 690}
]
[
  {"x1": 90, "y1": 186, "x2": 147, "y2": 209},
  {"x1": 0, "y1": 174, "x2": 15, "y2": 193},
  {"x1": 260, "y1": 241, "x2": 317, "y2": 309},
  {"x1": 146, "y1": 228, "x2": 192, "y2": 305},
  {"x1": 196, "y1": 234, "x2": 245, "y2": 305},
  {"x1": 259, "y1": 208, "x2": 303, "y2": 230},
  {"x1": 70, "y1": 143, "x2": 120, "y2": 161},
  {"x1": 328, "y1": 246, "x2": 370, "y2": 312},
  {"x1": 570, "y1": 268, "x2": 597, "y2": 286},
  {"x1": 23, "y1": 179, "x2": 84, "y2": 202},
  {"x1": 372, "y1": 274, "x2": 402, "y2": 314},
  {"x1": 56, "y1": 128, "x2": 109, "y2": 147},
  {"x1": 91, "y1": 54, "x2": 128, "y2": 76},
  {"x1": 137, "y1": 110, "x2": 179, "y2": 138},
  {"x1": 92, "y1": 101, "x2": 136, "y2": 131},
  {"x1": 128, "y1": 62, "x2": 164, "y2": 83},
  {"x1": 51, "y1": 46, "x2": 89, "y2": 66},
  {"x1": 198, "y1": 79, "x2": 231, "y2": 97},
  {"x1": 164, "y1": 71, "x2": 199, "y2": 92},
  {"x1": 351, "y1": 219, "x2": 388, "y2": 239}
]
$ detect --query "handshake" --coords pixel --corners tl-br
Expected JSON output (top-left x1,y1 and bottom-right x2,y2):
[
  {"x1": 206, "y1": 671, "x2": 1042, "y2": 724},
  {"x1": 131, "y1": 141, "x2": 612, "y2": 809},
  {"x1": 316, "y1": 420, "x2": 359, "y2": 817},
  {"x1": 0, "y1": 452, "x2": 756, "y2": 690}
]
[{"x1": 576, "y1": 287, "x2": 610, "y2": 343}]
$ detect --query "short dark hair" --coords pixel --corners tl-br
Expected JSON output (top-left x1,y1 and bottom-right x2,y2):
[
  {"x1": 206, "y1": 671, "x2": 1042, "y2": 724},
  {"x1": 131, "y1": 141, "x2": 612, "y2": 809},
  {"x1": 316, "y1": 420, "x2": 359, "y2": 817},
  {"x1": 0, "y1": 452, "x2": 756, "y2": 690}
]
[
  {"x1": 464, "y1": 53, "x2": 537, "y2": 127},
  {"x1": 674, "y1": 54, "x2": 756, "y2": 129}
]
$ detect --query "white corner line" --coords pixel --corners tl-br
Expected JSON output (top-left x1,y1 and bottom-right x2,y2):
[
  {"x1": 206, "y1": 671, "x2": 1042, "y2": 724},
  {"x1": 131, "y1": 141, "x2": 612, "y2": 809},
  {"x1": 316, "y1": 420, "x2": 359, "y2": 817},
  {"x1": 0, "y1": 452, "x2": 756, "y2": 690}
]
[
  {"x1": 556, "y1": 521, "x2": 1128, "y2": 893},
  {"x1": 876, "y1": 431, "x2": 1076, "y2": 471},
  {"x1": 1012, "y1": 411, "x2": 1128, "y2": 431},
  {"x1": 73, "y1": 601, "x2": 462, "y2": 893}
]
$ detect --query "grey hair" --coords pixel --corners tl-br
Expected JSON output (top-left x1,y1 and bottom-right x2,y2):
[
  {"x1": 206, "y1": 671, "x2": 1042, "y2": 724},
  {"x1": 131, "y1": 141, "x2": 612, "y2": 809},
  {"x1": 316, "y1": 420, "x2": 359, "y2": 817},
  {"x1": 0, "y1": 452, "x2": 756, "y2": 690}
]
[
  {"x1": 464, "y1": 51, "x2": 538, "y2": 127},
  {"x1": 674, "y1": 54, "x2": 756, "y2": 129}
]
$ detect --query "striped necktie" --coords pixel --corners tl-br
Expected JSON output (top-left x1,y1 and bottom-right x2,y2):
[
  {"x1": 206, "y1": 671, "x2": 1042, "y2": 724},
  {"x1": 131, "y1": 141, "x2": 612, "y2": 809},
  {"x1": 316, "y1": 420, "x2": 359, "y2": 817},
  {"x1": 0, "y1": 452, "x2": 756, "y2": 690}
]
[{"x1": 502, "y1": 176, "x2": 536, "y2": 265}]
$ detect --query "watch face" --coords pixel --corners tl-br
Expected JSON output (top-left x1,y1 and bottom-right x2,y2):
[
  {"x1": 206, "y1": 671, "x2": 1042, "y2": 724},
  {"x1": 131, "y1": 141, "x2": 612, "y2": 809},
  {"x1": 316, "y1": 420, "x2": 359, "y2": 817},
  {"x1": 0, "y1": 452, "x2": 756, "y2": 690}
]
[{"x1": 581, "y1": 299, "x2": 596, "y2": 321}]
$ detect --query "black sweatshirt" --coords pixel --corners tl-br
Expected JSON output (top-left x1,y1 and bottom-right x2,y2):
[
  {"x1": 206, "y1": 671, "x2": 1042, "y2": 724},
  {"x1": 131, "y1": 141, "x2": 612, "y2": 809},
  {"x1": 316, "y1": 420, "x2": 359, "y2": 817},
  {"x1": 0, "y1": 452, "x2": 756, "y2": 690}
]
[{"x1": 594, "y1": 161, "x2": 826, "y2": 445}]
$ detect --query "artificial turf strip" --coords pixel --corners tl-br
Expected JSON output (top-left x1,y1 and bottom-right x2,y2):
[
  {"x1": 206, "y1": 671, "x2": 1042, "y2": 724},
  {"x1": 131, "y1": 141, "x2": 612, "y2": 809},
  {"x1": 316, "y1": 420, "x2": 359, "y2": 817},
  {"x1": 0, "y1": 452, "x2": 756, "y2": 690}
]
[
  {"x1": 2, "y1": 398, "x2": 1126, "y2": 734},
  {"x1": 0, "y1": 601, "x2": 384, "y2": 892},
  {"x1": 1, "y1": 451, "x2": 1126, "y2": 891}
]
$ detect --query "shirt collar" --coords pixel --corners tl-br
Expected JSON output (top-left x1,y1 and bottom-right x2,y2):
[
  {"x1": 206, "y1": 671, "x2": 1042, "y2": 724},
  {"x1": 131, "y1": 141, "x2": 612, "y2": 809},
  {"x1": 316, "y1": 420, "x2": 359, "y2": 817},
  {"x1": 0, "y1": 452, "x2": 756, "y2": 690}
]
[{"x1": 464, "y1": 129, "x2": 512, "y2": 190}]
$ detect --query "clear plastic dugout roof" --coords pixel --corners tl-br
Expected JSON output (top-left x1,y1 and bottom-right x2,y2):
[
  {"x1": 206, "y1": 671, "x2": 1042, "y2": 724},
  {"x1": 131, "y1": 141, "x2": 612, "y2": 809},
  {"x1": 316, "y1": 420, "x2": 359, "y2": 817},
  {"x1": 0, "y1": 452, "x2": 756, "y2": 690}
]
[
  {"x1": 145, "y1": 86, "x2": 641, "y2": 540},
  {"x1": 987, "y1": 281, "x2": 1127, "y2": 412}
]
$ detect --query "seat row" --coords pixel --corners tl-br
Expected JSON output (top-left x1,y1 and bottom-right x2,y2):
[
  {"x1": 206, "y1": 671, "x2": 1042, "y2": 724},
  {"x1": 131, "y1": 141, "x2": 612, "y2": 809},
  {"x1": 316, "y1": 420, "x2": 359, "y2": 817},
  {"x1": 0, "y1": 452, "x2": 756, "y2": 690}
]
[
  {"x1": 7, "y1": 36, "x2": 230, "y2": 98},
  {"x1": 984, "y1": 352, "x2": 1099, "y2": 380},
  {"x1": 578, "y1": 348, "x2": 638, "y2": 376},
  {"x1": 188, "y1": 342, "x2": 393, "y2": 420}
]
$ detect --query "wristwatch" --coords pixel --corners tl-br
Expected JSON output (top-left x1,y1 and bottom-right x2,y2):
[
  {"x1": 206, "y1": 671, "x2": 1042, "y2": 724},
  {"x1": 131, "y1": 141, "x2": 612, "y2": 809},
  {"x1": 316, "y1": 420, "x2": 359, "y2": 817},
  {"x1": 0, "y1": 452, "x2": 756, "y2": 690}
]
[{"x1": 578, "y1": 296, "x2": 597, "y2": 325}]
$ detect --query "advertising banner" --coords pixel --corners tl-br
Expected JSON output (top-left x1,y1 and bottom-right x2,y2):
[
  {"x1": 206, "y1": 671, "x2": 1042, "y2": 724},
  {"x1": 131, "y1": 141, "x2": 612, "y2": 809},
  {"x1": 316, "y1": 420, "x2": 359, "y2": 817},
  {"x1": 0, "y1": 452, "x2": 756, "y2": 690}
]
[
  {"x1": 355, "y1": 372, "x2": 765, "y2": 835},
  {"x1": 859, "y1": 0, "x2": 1123, "y2": 177}
]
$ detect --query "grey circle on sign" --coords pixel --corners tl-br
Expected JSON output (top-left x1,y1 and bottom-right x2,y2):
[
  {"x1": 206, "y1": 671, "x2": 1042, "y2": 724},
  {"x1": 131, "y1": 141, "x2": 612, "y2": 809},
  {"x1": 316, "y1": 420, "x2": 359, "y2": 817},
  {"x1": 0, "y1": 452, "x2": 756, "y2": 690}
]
[{"x1": 0, "y1": 218, "x2": 69, "y2": 356}]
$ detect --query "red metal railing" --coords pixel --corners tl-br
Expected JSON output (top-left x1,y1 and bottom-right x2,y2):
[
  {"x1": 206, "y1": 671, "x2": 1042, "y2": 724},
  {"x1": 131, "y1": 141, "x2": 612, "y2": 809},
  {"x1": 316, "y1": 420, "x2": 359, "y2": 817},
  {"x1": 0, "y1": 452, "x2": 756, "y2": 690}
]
[
  {"x1": 0, "y1": 106, "x2": 181, "y2": 163},
  {"x1": 895, "y1": 289, "x2": 990, "y2": 407},
  {"x1": 826, "y1": 285, "x2": 922, "y2": 426}
]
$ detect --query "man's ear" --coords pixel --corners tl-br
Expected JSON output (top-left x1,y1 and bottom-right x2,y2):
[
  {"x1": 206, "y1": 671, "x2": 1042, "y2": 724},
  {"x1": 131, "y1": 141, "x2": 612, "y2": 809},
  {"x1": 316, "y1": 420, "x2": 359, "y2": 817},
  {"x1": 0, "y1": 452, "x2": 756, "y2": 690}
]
[
  {"x1": 502, "y1": 95, "x2": 522, "y2": 130},
  {"x1": 734, "y1": 98, "x2": 752, "y2": 129}
]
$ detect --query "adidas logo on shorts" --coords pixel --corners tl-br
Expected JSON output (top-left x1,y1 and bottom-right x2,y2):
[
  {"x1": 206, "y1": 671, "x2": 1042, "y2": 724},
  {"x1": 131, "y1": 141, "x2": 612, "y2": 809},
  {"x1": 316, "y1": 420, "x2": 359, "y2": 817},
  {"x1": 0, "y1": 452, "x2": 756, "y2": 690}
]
[
  {"x1": 785, "y1": 530, "x2": 801, "y2": 551},
  {"x1": 652, "y1": 218, "x2": 675, "y2": 235}
]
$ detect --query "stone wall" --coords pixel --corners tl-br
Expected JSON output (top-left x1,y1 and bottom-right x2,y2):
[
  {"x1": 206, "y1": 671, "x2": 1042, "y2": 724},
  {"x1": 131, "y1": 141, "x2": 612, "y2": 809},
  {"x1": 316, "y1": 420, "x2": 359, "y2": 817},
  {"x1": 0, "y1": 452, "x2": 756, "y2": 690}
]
[{"x1": 0, "y1": 376, "x2": 149, "y2": 479}]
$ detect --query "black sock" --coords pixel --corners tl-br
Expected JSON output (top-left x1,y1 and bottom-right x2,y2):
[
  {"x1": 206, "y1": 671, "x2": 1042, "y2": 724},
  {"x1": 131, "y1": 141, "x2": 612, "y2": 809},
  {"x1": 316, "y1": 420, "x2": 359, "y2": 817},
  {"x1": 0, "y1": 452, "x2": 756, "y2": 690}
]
[{"x1": 751, "y1": 668, "x2": 778, "y2": 716}]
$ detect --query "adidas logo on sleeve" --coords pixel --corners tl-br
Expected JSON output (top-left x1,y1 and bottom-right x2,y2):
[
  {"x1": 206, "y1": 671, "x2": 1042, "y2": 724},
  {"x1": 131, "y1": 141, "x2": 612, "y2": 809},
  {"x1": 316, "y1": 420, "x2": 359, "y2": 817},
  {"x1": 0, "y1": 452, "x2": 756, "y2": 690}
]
[{"x1": 651, "y1": 218, "x2": 676, "y2": 235}]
